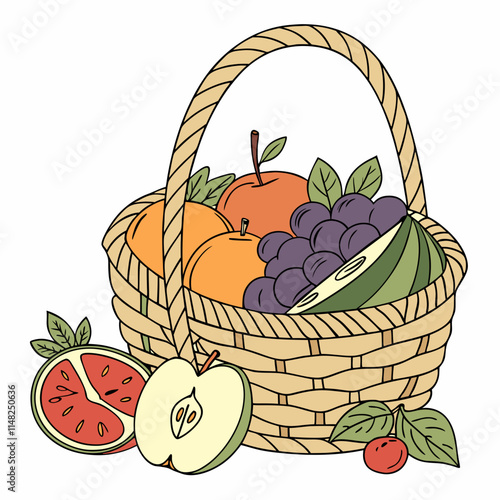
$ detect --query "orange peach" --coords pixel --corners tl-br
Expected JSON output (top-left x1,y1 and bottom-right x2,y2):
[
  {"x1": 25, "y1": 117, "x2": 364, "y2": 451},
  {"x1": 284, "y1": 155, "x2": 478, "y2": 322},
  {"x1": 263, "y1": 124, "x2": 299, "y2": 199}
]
[
  {"x1": 126, "y1": 201, "x2": 233, "y2": 276},
  {"x1": 183, "y1": 219, "x2": 265, "y2": 307}
]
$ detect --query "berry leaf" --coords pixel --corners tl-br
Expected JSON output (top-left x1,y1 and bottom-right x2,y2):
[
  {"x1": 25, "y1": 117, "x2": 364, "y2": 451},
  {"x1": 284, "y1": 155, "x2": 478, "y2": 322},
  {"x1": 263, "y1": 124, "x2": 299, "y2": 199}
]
[
  {"x1": 186, "y1": 166, "x2": 210, "y2": 202},
  {"x1": 47, "y1": 312, "x2": 75, "y2": 348},
  {"x1": 260, "y1": 137, "x2": 286, "y2": 163},
  {"x1": 75, "y1": 317, "x2": 91, "y2": 345},
  {"x1": 31, "y1": 339, "x2": 65, "y2": 359},
  {"x1": 329, "y1": 401, "x2": 393, "y2": 443},
  {"x1": 395, "y1": 406, "x2": 460, "y2": 467},
  {"x1": 345, "y1": 156, "x2": 382, "y2": 199},
  {"x1": 308, "y1": 158, "x2": 342, "y2": 210}
]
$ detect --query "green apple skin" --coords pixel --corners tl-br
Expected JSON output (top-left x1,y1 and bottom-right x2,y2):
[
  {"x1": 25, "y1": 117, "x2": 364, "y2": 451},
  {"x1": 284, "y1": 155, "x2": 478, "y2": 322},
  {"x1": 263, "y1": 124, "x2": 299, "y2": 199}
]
[
  {"x1": 134, "y1": 357, "x2": 252, "y2": 474},
  {"x1": 194, "y1": 363, "x2": 252, "y2": 474}
]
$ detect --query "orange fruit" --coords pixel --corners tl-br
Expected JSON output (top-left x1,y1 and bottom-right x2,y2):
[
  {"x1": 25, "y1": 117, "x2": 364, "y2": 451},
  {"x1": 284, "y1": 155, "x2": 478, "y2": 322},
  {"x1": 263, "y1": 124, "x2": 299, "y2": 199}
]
[
  {"x1": 126, "y1": 201, "x2": 233, "y2": 276},
  {"x1": 183, "y1": 220, "x2": 265, "y2": 307}
]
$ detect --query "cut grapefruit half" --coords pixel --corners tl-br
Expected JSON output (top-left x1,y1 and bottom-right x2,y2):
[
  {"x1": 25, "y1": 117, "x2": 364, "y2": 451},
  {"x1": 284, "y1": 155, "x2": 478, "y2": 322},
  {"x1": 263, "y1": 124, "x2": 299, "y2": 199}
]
[{"x1": 31, "y1": 313, "x2": 150, "y2": 454}]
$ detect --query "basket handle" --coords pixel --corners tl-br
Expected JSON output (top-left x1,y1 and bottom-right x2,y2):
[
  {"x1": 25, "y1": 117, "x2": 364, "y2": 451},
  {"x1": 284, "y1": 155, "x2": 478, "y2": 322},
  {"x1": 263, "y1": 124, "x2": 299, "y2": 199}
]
[{"x1": 162, "y1": 25, "x2": 426, "y2": 367}]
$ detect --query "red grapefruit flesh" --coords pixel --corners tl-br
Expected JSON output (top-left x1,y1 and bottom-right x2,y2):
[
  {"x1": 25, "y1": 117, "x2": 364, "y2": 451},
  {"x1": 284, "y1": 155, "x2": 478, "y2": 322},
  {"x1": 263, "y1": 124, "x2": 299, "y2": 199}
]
[
  {"x1": 31, "y1": 345, "x2": 150, "y2": 454},
  {"x1": 81, "y1": 353, "x2": 145, "y2": 416},
  {"x1": 41, "y1": 359, "x2": 124, "y2": 445}
]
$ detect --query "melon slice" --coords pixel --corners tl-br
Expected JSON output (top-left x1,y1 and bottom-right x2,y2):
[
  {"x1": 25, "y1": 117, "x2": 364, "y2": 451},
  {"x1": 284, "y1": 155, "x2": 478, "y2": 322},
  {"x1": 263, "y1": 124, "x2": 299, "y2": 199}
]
[
  {"x1": 288, "y1": 216, "x2": 411, "y2": 314},
  {"x1": 287, "y1": 215, "x2": 445, "y2": 314}
]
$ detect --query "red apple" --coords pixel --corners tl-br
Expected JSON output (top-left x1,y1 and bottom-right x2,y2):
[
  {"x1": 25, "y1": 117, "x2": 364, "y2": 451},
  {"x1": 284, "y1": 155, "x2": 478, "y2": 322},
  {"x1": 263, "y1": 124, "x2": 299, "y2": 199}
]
[{"x1": 216, "y1": 131, "x2": 308, "y2": 238}]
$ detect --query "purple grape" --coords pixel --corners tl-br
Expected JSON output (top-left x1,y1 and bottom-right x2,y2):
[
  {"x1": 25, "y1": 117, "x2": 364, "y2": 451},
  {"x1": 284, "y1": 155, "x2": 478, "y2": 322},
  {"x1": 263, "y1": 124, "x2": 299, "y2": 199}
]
[
  {"x1": 290, "y1": 202, "x2": 331, "y2": 238},
  {"x1": 257, "y1": 231, "x2": 292, "y2": 262},
  {"x1": 276, "y1": 237, "x2": 313, "y2": 268},
  {"x1": 310, "y1": 220, "x2": 347, "y2": 254},
  {"x1": 303, "y1": 252, "x2": 345, "y2": 285},
  {"x1": 331, "y1": 193, "x2": 374, "y2": 227},
  {"x1": 264, "y1": 237, "x2": 313, "y2": 278},
  {"x1": 369, "y1": 196, "x2": 407, "y2": 235},
  {"x1": 265, "y1": 257, "x2": 286, "y2": 278},
  {"x1": 243, "y1": 277, "x2": 288, "y2": 313},
  {"x1": 274, "y1": 268, "x2": 314, "y2": 308},
  {"x1": 340, "y1": 223, "x2": 380, "y2": 261}
]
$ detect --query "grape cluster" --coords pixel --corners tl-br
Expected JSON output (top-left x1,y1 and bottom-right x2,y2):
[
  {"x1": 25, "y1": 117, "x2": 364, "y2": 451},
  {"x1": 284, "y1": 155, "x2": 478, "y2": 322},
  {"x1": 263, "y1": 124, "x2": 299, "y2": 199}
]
[{"x1": 243, "y1": 193, "x2": 407, "y2": 313}]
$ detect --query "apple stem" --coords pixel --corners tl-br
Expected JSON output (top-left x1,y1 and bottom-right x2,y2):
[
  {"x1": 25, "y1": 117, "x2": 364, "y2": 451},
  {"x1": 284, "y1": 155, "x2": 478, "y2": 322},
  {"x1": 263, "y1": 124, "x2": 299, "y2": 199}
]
[
  {"x1": 251, "y1": 130, "x2": 264, "y2": 186},
  {"x1": 200, "y1": 350, "x2": 220, "y2": 374},
  {"x1": 240, "y1": 218, "x2": 249, "y2": 236}
]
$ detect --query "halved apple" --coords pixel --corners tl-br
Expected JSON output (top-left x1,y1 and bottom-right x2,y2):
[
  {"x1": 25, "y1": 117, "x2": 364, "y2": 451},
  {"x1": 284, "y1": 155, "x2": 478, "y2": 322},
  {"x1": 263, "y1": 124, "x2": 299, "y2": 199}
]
[{"x1": 134, "y1": 353, "x2": 252, "y2": 474}]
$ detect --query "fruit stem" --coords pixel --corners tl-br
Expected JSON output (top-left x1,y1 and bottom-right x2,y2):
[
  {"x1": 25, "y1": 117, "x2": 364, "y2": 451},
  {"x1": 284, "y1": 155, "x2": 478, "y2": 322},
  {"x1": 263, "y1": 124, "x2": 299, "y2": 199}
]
[
  {"x1": 240, "y1": 218, "x2": 249, "y2": 236},
  {"x1": 251, "y1": 130, "x2": 264, "y2": 186},
  {"x1": 199, "y1": 350, "x2": 220, "y2": 374}
]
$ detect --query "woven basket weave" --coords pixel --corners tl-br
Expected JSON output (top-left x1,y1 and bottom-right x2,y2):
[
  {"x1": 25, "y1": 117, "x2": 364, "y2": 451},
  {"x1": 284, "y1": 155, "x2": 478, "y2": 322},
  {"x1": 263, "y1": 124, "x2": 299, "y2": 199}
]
[{"x1": 102, "y1": 25, "x2": 467, "y2": 455}]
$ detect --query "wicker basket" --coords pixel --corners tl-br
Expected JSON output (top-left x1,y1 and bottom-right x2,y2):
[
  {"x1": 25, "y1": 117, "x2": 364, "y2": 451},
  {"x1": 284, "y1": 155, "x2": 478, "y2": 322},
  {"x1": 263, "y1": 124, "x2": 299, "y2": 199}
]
[{"x1": 102, "y1": 25, "x2": 467, "y2": 455}]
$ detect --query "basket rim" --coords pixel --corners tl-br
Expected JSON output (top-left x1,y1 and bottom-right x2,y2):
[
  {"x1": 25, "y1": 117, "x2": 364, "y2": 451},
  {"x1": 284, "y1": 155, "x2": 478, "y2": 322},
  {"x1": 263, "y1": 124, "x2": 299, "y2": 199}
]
[{"x1": 103, "y1": 187, "x2": 467, "y2": 340}]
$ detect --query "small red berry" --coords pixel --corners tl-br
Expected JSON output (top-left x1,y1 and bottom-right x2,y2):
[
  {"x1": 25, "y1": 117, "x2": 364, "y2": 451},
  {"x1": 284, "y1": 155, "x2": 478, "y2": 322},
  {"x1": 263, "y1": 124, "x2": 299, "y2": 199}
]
[{"x1": 363, "y1": 437, "x2": 408, "y2": 474}]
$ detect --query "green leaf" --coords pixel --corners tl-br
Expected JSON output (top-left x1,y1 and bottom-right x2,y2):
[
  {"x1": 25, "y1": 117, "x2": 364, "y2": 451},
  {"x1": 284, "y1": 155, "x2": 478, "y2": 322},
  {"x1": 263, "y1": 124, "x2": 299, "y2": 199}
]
[
  {"x1": 75, "y1": 317, "x2": 91, "y2": 345},
  {"x1": 186, "y1": 167, "x2": 210, "y2": 202},
  {"x1": 307, "y1": 158, "x2": 342, "y2": 210},
  {"x1": 194, "y1": 174, "x2": 235, "y2": 207},
  {"x1": 47, "y1": 312, "x2": 75, "y2": 348},
  {"x1": 259, "y1": 137, "x2": 286, "y2": 163},
  {"x1": 30, "y1": 339, "x2": 65, "y2": 359},
  {"x1": 396, "y1": 406, "x2": 460, "y2": 467},
  {"x1": 345, "y1": 156, "x2": 382, "y2": 199},
  {"x1": 329, "y1": 401, "x2": 393, "y2": 443}
]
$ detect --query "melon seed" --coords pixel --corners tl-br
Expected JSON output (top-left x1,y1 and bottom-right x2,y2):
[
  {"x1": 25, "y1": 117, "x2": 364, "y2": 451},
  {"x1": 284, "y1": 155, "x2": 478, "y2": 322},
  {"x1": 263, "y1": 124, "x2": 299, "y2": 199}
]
[
  {"x1": 122, "y1": 377, "x2": 132, "y2": 384},
  {"x1": 120, "y1": 397, "x2": 131, "y2": 402},
  {"x1": 187, "y1": 411, "x2": 196, "y2": 423},
  {"x1": 61, "y1": 370, "x2": 69, "y2": 380},
  {"x1": 76, "y1": 420, "x2": 84, "y2": 433},
  {"x1": 62, "y1": 406, "x2": 73, "y2": 416},
  {"x1": 101, "y1": 365, "x2": 109, "y2": 377}
]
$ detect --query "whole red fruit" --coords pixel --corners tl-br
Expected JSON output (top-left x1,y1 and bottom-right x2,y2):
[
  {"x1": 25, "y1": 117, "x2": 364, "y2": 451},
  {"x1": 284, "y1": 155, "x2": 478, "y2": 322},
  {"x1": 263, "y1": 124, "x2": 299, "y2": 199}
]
[
  {"x1": 363, "y1": 437, "x2": 408, "y2": 474},
  {"x1": 216, "y1": 171, "x2": 308, "y2": 238}
]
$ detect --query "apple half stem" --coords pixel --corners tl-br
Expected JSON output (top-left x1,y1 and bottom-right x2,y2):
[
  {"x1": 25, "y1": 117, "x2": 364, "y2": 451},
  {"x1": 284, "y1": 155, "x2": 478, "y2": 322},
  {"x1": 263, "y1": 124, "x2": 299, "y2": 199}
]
[
  {"x1": 251, "y1": 130, "x2": 264, "y2": 186},
  {"x1": 200, "y1": 350, "x2": 220, "y2": 374}
]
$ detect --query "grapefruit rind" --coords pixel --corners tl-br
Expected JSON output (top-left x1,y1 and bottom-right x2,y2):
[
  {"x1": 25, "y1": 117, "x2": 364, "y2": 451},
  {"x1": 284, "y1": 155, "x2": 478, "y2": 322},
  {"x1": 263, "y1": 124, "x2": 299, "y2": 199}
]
[{"x1": 31, "y1": 344, "x2": 150, "y2": 454}]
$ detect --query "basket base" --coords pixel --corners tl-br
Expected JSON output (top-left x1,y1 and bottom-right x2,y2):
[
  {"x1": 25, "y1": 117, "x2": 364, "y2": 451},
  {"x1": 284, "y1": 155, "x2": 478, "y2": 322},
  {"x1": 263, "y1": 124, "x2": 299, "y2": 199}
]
[
  {"x1": 243, "y1": 431, "x2": 365, "y2": 455},
  {"x1": 242, "y1": 390, "x2": 432, "y2": 454}
]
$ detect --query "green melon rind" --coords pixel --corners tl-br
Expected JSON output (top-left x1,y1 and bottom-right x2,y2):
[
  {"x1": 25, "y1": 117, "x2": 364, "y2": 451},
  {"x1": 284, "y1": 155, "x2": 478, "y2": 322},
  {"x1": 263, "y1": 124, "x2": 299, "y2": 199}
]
[
  {"x1": 420, "y1": 224, "x2": 446, "y2": 282},
  {"x1": 31, "y1": 344, "x2": 151, "y2": 455},
  {"x1": 192, "y1": 364, "x2": 252, "y2": 474},
  {"x1": 362, "y1": 221, "x2": 420, "y2": 308},
  {"x1": 409, "y1": 221, "x2": 431, "y2": 295},
  {"x1": 291, "y1": 216, "x2": 413, "y2": 314}
]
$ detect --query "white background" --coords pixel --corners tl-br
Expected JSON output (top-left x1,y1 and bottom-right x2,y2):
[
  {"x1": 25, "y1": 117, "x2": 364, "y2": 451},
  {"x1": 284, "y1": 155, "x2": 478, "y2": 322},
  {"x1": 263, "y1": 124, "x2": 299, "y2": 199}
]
[{"x1": 1, "y1": 1, "x2": 499, "y2": 499}]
